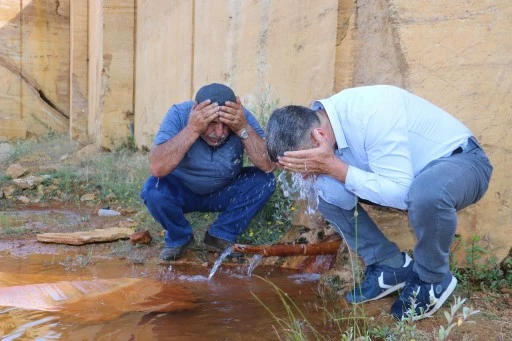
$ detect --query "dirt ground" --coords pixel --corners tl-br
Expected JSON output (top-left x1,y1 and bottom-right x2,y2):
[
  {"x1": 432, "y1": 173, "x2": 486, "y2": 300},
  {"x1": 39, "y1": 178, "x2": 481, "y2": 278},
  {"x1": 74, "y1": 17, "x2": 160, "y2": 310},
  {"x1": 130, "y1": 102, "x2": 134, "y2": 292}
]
[{"x1": 0, "y1": 140, "x2": 511, "y2": 340}]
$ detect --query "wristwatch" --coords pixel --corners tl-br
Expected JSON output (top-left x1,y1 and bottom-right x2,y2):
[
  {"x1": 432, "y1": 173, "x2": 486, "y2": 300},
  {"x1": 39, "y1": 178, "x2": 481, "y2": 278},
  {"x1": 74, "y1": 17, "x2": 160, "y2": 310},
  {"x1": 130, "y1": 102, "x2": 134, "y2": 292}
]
[{"x1": 238, "y1": 127, "x2": 249, "y2": 140}]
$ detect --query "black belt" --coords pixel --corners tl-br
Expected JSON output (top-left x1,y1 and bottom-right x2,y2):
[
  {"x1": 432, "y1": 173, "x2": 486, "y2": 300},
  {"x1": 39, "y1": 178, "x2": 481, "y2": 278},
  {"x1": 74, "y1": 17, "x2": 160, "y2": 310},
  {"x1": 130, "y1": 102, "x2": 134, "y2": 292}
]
[{"x1": 451, "y1": 137, "x2": 479, "y2": 155}]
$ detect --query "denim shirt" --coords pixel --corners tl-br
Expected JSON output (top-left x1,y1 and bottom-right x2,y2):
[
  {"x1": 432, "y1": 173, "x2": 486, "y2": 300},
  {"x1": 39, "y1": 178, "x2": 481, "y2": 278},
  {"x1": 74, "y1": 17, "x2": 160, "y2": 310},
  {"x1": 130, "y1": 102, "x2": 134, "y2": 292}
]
[
  {"x1": 311, "y1": 85, "x2": 472, "y2": 210},
  {"x1": 154, "y1": 101, "x2": 265, "y2": 194}
]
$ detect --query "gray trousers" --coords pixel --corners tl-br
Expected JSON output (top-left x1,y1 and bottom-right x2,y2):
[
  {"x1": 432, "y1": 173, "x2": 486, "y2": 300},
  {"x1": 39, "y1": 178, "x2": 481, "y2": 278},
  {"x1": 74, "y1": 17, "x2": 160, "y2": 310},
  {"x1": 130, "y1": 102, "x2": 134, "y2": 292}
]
[{"x1": 318, "y1": 138, "x2": 493, "y2": 283}]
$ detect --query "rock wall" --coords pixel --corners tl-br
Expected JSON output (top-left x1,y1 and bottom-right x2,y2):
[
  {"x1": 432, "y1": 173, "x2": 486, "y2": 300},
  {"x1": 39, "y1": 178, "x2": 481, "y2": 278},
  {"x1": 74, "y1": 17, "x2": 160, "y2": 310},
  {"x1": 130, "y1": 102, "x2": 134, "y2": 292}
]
[
  {"x1": 334, "y1": 0, "x2": 512, "y2": 263},
  {"x1": 134, "y1": 0, "x2": 338, "y2": 148},
  {"x1": 69, "y1": 0, "x2": 89, "y2": 143},
  {"x1": 0, "y1": 0, "x2": 69, "y2": 139},
  {"x1": 0, "y1": 0, "x2": 510, "y2": 261}
]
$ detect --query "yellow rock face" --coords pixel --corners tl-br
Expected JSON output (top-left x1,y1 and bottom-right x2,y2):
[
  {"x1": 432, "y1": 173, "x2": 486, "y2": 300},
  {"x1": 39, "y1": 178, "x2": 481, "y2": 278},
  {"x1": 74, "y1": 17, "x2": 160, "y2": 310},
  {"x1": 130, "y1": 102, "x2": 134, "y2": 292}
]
[{"x1": 0, "y1": 0, "x2": 509, "y2": 261}]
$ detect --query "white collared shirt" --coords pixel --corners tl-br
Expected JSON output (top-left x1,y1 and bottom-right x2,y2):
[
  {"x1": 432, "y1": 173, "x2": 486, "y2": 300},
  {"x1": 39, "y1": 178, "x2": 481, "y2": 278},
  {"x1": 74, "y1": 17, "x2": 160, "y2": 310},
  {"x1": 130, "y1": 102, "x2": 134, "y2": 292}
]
[{"x1": 311, "y1": 85, "x2": 472, "y2": 210}]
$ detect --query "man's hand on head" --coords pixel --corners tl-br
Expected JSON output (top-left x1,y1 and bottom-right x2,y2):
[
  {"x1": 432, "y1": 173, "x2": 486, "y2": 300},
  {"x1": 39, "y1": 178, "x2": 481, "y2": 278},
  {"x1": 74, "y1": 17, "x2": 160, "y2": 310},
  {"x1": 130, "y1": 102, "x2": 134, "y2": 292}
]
[
  {"x1": 218, "y1": 96, "x2": 248, "y2": 134},
  {"x1": 187, "y1": 100, "x2": 220, "y2": 135}
]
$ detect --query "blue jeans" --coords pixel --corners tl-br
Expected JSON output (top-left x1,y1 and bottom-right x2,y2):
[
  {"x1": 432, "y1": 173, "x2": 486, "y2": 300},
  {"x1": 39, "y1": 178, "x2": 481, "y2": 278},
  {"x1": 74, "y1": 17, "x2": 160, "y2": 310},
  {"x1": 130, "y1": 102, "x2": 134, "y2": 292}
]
[
  {"x1": 141, "y1": 167, "x2": 276, "y2": 247},
  {"x1": 318, "y1": 137, "x2": 493, "y2": 282}
]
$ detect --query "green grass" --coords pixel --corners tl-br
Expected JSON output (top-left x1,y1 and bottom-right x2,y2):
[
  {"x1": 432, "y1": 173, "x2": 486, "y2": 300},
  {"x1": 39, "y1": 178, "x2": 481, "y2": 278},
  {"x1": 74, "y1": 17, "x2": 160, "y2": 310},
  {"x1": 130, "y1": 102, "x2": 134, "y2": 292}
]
[{"x1": 0, "y1": 213, "x2": 26, "y2": 236}]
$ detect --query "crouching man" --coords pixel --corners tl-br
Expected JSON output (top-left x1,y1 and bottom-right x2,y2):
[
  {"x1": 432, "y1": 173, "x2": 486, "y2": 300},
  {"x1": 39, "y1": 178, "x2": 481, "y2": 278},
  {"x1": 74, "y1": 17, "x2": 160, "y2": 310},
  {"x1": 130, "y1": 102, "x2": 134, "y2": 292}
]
[
  {"x1": 141, "y1": 83, "x2": 276, "y2": 261},
  {"x1": 265, "y1": 85, "x2": 492, "y2": 320}
]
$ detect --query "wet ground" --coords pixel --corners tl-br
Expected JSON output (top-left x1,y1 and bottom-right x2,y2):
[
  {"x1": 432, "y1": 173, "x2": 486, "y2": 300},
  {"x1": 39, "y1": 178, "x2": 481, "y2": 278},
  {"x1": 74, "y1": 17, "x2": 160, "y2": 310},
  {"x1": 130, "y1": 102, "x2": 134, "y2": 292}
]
[
  {"x1": 0, "y1": 250, "x2": 337, "y2": 340},
  {"x1": 0, "y1": 206, "x2": 333, "y2": 340},
  {"x1": 0, "y1": 207, "x2": 511, "y2": 340}
]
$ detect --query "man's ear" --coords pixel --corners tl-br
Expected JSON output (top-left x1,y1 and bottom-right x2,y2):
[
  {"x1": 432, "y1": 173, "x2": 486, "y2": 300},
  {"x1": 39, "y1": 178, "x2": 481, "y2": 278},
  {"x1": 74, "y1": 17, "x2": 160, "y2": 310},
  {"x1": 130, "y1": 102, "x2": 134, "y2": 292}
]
[{"x1": 311, "y1": 128, "x2": 326, "y2": 146}]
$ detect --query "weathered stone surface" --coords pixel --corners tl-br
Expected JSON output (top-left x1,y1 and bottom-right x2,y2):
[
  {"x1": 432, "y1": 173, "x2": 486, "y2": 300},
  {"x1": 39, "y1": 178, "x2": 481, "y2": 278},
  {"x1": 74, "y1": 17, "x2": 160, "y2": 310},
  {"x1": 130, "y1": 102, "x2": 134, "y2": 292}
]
[
  {"x1": 80, "y1": 193, "x2": 97, "y2": 202},
  {"x1": 0, "y1": 4, "x2": 22, "y2": 140},
  {"x1": 2, "y1": 186, "x2": 16, "y2": 198},
  {"x1": 12, "y1": 175, "x2": 48, "y2": 190},
  {"x1": 391, "y1": 0, "x2": 512, "y2": 264},
  {"x1": 130, "y1": 230, "x2": 152, "y2": 245},
  {"x1": 5, "y1": 164, "x2": 27, "y2": 179},
  {"x1": 16, "y1": 195, "x2": 30, "y2": 204},
  {"x1": 37, "y1": 227, "x2": 135, "y2": 245},
  {"x1": 70, "y1": 0, "x2": 89, "y2": 143},
  {"x1": 89, "y1": 0, "x2": 135, "y2": 150},
  {"x1": 134, "y1": 0, "x2": 338, "y2": 149},
  {"x1": 0, "y1": 1, "x2": 69, "y2": 140}
]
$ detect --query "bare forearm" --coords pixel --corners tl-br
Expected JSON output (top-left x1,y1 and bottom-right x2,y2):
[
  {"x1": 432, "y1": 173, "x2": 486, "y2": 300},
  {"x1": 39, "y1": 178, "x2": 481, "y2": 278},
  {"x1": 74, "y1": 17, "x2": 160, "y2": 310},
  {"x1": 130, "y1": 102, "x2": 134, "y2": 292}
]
[
  {"x1": 242, "y1": 128, "x2": 275, "y2": 172},
  {"x1": 149, "y1": 127, "x2": 199, "y2": 177}
]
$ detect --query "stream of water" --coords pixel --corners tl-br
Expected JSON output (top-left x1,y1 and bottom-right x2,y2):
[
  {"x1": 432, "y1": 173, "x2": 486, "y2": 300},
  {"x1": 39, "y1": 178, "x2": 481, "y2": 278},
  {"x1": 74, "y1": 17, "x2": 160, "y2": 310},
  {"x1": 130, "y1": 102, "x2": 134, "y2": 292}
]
[{"x1": 278, "y1": 172, "x2": 319, "y2": 214}]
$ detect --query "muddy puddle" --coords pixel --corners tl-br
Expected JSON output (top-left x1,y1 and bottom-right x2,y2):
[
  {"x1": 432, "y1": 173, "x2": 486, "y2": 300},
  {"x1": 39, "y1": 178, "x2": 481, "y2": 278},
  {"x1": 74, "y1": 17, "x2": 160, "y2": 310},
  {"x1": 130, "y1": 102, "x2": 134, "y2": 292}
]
[{"x1": 0, "y1": 252, "x2": 331, "y2": 340}]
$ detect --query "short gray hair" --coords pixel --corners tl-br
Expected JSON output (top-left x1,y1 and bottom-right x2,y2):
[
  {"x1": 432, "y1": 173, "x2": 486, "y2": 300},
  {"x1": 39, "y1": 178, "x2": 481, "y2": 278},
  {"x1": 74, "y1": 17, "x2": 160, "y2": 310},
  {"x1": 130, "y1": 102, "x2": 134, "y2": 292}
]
[{"x1": 265, "y1": 105, "x2": 320, "y2": 162}]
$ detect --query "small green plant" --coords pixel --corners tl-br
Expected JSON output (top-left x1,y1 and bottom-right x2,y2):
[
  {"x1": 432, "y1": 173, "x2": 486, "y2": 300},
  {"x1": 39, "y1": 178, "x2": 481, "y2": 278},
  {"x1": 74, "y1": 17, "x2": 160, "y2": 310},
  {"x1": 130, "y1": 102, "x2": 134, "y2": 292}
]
[
  {"x1": 0, "y1": 213, "x2": 26, "y2": 236},
  {"x1": 128, "y1": 251, "x2": 147, "y2": 265},
  {"x1": 0, "y1": 225, "x2": 27, "y2": 236},
  {"x1": 252, "y1": 275, "x2": 324, "y2": 340},
  {"x1": 240, "y1": 175, "x2": 293, "y2": 245},
  {"x1": 451, "y1": 234, "x2": 512, "y2": 295},
  {"x1": 60, "y1": 251, "x2": 94, "y2": 271},
  {"x1": 437, "y1": 297, "x2": 479, "y2": 341},
  {"x1": 110, "y1": 240, "x2": 132, "y2": 257},
  {"x1": 79, "y1": 149, "x2": 149, "y2": 205},
  {"x1": 4, "y1": 138, "x2": 36, "y2": 164}
]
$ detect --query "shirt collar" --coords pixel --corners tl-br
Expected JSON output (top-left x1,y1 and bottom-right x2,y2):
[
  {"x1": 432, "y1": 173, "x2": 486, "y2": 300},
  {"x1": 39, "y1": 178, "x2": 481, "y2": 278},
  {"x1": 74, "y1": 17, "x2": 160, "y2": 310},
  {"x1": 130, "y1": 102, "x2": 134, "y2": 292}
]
[{"x1": 310, "y1": 98, "x2": 348, "y2": 150}]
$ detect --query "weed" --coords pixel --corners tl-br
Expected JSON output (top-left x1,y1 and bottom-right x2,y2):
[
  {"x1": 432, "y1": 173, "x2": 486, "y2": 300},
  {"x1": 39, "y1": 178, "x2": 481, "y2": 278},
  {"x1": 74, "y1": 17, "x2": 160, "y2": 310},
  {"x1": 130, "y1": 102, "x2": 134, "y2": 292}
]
[
  {"x1": 0, "y1": 225, "x2": 27, "y2": 236},
  {"x1": 436, "y1": 297, "x2": 479, "y2": 340},
  {"x1": 240, "y1": 175, "x2": 293, "y2": 245},
  {"x1": 78, "y1": 149, "x2": 148, "y2": 205},
  {"x1": 4, "y1": 139, "x2": 36, "y2": 164},
  {"x1": 451, "y1": 234, "x2": 512, "y2": 295},
  {"x1": 252, "y1": 275, "x2": 324, "y2": 340},
  {"x1": 255, "y1": 272, "x2": 482, "y2": 341},
  {"x1": 60, "y1": 251, "x2": 94, "y2": 271},
  {"x1": 128, "y1": 252, "x2": 147, "y2": 265},
  {"x1": 0, "y1": 213, "x2": 26, "y2": 235},
  {"x1": 110, "y1": 240, "x2": 132, "y2": 257}
]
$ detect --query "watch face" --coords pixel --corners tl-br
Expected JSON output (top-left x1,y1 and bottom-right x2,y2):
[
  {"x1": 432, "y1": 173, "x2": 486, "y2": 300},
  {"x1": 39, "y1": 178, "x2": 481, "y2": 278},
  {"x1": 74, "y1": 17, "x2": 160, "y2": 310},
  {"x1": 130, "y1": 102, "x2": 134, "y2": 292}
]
[{"x1": 240, "y1": 129, "x2": 249, "y2": 140}]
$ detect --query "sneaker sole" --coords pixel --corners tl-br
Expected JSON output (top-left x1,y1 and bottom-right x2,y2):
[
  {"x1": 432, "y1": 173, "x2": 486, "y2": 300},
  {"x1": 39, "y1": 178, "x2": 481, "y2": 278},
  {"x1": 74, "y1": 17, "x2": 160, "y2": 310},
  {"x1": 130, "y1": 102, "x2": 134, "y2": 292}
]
[
  {"x1": 349, "y1": 282, "x2": 406, "y2": 304},
  {"x1": 411, "y1": 275, "x2": 458, "y2": 321}
]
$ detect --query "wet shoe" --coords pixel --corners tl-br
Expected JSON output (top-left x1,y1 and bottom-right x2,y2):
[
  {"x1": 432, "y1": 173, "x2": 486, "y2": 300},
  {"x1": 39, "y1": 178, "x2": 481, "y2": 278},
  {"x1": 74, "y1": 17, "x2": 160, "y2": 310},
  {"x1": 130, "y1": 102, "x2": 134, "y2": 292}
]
[
  {"x1": 390, "y1": 271, "x2": 457, "y2": 321},
  {"x1": 203, "y1": 231, "x2": 242, "y2": 257},
  {"x1": 159, "y1": 236, "x2": 195, "y2": 261},
  {"x1": 346, "y1": 252, "x2": 414, "y2": 303}
]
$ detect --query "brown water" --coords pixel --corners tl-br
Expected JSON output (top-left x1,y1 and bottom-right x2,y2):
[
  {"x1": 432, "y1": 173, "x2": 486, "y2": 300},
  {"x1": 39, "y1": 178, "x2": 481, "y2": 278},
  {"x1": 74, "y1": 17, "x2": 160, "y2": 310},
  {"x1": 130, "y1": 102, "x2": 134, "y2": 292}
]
[{"x1": 0, "y1": 253, "x2": 328, "y2": 340}]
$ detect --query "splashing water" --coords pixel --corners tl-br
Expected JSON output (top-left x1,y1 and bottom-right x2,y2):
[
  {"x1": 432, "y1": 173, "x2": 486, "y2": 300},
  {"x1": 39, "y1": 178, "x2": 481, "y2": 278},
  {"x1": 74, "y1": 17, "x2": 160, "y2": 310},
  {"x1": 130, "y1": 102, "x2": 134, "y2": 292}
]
[
  {"x1": 208, "y1": 247, "x2": 233, "y2": 281},
  {"x1": 278, "y1": 172, "x2": 319, "y2": 214},
  {"x1": 247, "y1": 254, "x2": 263, "y2": 277}
]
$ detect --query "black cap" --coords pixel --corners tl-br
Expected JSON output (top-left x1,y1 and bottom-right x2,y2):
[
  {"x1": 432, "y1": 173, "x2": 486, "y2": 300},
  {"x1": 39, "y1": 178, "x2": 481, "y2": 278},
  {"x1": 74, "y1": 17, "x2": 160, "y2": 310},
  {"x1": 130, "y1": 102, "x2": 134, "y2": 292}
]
[{"x1": 195, "y1": 83, "x2": 236, "y2": 106}]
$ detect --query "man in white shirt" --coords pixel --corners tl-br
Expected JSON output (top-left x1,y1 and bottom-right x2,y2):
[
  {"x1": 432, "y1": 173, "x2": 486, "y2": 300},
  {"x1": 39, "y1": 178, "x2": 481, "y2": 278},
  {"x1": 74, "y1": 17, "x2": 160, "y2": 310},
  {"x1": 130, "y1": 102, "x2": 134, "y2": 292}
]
[{"x1": 265, "y1": 85, "x2": 493, "y2": 320}]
